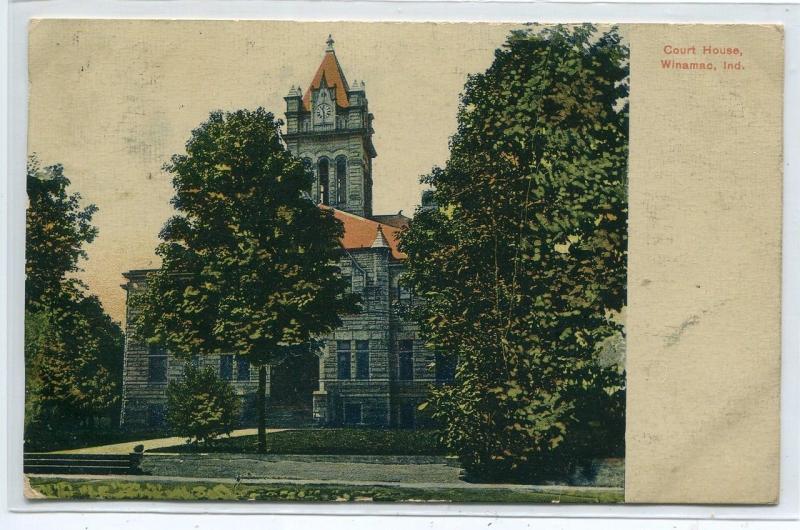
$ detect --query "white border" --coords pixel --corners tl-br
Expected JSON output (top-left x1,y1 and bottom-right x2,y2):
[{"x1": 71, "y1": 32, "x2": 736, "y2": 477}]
[{"x1": 3, "y1": 1, "x2": 799, "y2": 528}]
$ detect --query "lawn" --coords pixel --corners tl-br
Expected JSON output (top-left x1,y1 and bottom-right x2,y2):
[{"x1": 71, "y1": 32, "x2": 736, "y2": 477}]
[
  {"x1": 24, "y1": 429, "x2": 168, "y2": 453},
  {"x1": 27, "y1": 477, "x2": 624, "y2": 503},
  {"x1": 157, "y1": 428, "x2": 446, "y2": 456}
]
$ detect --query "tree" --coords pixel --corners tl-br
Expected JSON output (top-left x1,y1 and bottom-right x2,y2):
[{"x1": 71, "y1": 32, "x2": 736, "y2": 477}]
[
  {"x1": 24, "y1": 156, "x2": 124, "y2": 448},
  {"x1": 25, "y1": 156, "x2": 98, "y2": 309},
  {"x1": 400, "y1": 25, "x2": 628, "y2": 480},
  {"x1": 133, "y1": 108, "x2": 359, "y2": 452},
  {"x1": 25, "y1": 286, "x2": 122, "y2": 435},
  {"x1": 167, "y1": 364, "x2": 240, "y2": 446}
]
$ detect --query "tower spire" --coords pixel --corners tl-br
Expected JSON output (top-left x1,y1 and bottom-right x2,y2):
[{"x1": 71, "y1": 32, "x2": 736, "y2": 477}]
[{"x1": 371, "y1": 225, "x2": 390, "y2": 248}]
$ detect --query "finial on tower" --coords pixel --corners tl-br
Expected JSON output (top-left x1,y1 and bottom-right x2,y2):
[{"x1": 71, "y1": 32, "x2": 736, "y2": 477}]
[{"x1": 326, "y1": 34, "x2": 335, "y2": 51}]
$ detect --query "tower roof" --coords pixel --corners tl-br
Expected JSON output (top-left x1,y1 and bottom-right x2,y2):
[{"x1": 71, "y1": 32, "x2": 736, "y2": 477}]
[{"x1": 303, "y1": 35, "x2": 351, "y2": 111}]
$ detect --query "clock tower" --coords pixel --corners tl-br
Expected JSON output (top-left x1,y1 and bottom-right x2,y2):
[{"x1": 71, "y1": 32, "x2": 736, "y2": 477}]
[{"x1": 284, "y1": 35, "x2": 377, "y2": 218}]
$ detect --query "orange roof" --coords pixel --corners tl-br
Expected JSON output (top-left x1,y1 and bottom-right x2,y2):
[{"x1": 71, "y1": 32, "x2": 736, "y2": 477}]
[
  {"x1": 324, "y1": 206, "x2": 406, "y2": 260},
  {"x1": 303, "y1": 49, "x2": 350, "y2": 111}
]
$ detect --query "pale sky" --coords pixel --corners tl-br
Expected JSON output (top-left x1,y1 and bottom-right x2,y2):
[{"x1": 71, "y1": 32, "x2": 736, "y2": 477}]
[{"x1": 28, "y1": 20, "x2": 528, "y2": 323}]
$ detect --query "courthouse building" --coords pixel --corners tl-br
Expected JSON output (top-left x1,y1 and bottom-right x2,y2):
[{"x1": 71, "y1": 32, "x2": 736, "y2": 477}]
[{"x1": 120, "y1": 36, "x2": 454, "y2": 430}]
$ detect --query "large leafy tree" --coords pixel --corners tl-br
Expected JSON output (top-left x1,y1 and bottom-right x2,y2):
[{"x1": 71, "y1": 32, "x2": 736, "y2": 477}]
[
  {"x1": 25, "y1": 157, "x2": 123, "y2": 447},
  {"x1": 401, "y1": 25, "x2": 628, "y2": 480},
  {"x1": 26, "y1": 286, "x2": 122, "y2": 438},
  {"x1": 25, "y1": 157, "x2": 98, "y2": 309},
  {"x1": 133, "y1": 108, "x2": 359, "y2": 451}
]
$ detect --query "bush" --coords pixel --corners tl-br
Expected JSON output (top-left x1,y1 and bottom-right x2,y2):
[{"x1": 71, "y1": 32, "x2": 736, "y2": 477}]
[{"x1": 166, "y1": 364, "x2": 240, "y2": 445}]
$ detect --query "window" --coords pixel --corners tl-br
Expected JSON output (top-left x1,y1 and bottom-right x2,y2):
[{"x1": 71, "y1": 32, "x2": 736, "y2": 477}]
[
  {"x1": 189, "y1": 354, "x2": 201, "y2": 369},
  {"x1": 336, "y1": 341, "x2": 351, "y2": 380},
  {"x1": 399, "y1": 403, "x2": 415, "y2": 428},
  {"x1": 318, "y1": 158, "x2": 330, "y2": 205},
  {"x1": 236, "y1": 355, "x2": 250, "y2": 381},
  {"x1": 148, "y1": 344, "x2": 168, "y2": 383},
  {"x1": 352, "y1": 269, "x2": 365, "y2": 293},
  {"x1": 355, "y1": 340, "x2": 369, "y2": 379},
  {"x1": 147, "y1": 404, "x2": 166, "y2": 428},
  {"x1": 397, "y1": 275, "x2": 412, "y2": 301},
  {"x1": 435, "y1": 352, "x2": 457, "y2": 382},
  {"x1": 336, "y1": 156, "x2": 347, "y2": 205},
  {"x1": 220, "y1": 354, "x2": 233, "y2": 381},
  {"x1": 398, "y1": 340, "x2": 414, "y2": 380},
  {"x1": 344, "y1": 403, "x2": 362, "y2": 425},
  {"x1": 302, "y1": 157, "x2": 313, "y2": 196}
]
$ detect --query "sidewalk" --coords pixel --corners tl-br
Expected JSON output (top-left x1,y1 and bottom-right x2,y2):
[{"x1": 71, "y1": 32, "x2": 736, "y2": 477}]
[{"x1": 50, "y1": 428, "x2": 287, "y2": 455}]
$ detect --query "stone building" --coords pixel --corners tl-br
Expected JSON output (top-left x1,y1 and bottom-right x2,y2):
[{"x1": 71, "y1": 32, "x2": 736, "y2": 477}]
[{"x1": 119, "y1": 36, "x2": 454, "y2": 431}]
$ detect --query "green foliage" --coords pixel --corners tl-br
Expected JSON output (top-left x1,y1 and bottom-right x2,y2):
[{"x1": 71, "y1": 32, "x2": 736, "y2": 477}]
[
  {"x1": 167, "y1": 364, "x2": 241, "y2": 445},
  {"x1": 24, "y1": 156, "x2": 124, "y2": 448},
  {"x1": 400, "y1": 25, "x2": 628, "y2": 480},
  {"x1": 25, "y1": 156, "x2": 98, "y2": 309},
  {"x1": 157, "y1": 428, "x2": 445, "y2": 455},
  {"x1": 132, "y1": 108, "x2": 359, "y2": 448}
]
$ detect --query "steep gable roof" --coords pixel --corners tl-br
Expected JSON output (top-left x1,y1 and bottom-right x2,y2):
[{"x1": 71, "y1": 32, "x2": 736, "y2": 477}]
[
  {"x1": 303, "y1": 44, "x2": 351, "y2": 111},
  {"x1": 323, "y1": 206, "x2": 406, "y2": 260}
]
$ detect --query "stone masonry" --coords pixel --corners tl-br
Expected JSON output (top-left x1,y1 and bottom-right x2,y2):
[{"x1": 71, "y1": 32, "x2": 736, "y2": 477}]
[{"x1": 119, "y1": 36, "x2": 450, "y2": 431}]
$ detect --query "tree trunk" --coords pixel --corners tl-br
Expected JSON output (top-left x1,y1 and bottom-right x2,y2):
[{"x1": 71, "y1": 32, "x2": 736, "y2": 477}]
[{"x1": 257, "y1": 365, "x2": 267, "y2": 453}]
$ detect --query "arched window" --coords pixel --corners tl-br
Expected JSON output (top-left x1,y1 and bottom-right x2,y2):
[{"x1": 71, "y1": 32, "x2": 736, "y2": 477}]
[
  {"x1": 302, "y1": 158, "x2": 313, "y2": 197},
  {"x1": 318, "y1": 158, "x2": 330, "y2": 205},
  {"x1": 336, "y1": 156, "x2": 347, "y2": 205}
]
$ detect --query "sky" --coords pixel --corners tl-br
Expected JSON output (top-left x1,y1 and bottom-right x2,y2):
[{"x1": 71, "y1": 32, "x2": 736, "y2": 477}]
[{"x1": 28, "y1": 20, "x2": 528, "y2": 323}]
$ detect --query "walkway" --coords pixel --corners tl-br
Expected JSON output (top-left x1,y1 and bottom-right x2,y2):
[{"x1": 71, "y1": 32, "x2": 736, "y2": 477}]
[{"x1": 49, "y1": 428, "x2": 288, "y2": 455}]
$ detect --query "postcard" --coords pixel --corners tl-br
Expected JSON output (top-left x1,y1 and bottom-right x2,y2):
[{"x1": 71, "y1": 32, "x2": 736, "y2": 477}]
[{"x1": 22, "y1": 20, "x2": 782, "y2": 505}]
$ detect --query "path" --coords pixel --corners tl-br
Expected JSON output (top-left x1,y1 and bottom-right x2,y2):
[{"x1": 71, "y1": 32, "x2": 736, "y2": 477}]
[{"x1": 49, "y1": 428, "x2": 288, "y2": 455}]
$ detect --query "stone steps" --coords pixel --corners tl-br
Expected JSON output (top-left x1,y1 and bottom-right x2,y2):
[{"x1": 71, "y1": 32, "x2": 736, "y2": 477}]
[{"x1": 24, "y1": 452, "x2": 142, "y2": 475}]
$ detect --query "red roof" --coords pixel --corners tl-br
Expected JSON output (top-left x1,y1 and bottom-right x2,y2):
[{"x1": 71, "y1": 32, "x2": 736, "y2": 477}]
[
  {"x1": 324, "y1": 207, "x2": 406, "y2": 260},
  {"x1": 303, "y1": 50, "x2": 350, "y2": 111}
]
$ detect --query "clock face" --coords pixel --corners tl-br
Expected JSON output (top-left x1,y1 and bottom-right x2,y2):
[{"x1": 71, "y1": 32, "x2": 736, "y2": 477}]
[{"x1": 315, "y1": 103, "x2": 332, "y2": 122}]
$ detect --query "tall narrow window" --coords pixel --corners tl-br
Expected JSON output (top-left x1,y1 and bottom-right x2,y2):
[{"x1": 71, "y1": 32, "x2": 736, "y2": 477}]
[
  {"x1": 236, "y1": 355, "x2": 250, "y2": 381},
  {"x1": 147, "y1": 404, "x2": 167, "y2": 427},
  {"x1": 397, "y1": 274, "x2": 412, "y2": 301},
  {"x1": 399, "y1": 403, "x2": 415, "y2": 428},
  {"x1": 336, "y1": 156, "x2": 347, "y2": 205},
  {"x1": 344, "y1": 403, "x2": 362, "y2": 425},
  {"x1": 148, "y1": 345, "x2": 168, "y2": 383},
  {"x1": 318, "y1": 158, "x2": 330, "y2": 205},
  {"x1": 435, "y1": 352, "x2": 456, "y2": 382},
  {"x1": 336, "y1": 340, "x2": 351, "y2": 380},
  {"x1": 220, "y1": 354, "x2": 233, "y2": 381},
  {"x1": 355, "y1": 340, "x2": 369, "y2": 380},
  {"x1": 352, "y1": 269, "x2": 365, "y2": 293},
  {"x1": 398, "y1": 340, "x2": 414, "y2": 380},
  {"x1": 302, "y1": 157, "x2": 313, "y2": 197}
]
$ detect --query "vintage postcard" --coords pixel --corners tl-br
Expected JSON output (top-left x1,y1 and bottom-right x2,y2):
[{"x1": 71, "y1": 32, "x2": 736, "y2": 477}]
[{"x1": 22, "y1": 20, "x2": 781, "y2": 505}]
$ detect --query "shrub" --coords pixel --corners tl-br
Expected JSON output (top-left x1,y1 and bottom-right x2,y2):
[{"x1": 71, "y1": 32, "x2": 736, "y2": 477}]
[{"x1": 166, "y1": 364, "x2": 240, "y2": 445}]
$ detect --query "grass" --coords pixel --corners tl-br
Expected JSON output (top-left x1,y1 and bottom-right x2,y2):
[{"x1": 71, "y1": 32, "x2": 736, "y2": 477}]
[
  {"x1": 27, "y1": 477, "x2": 623, "y2": 503},
  {"x1": 24, "y1": 429, "x2": 168, "y2": 453},
  {"x1": 156, "y1": 428, "x2": 446, "y2": 456}
]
